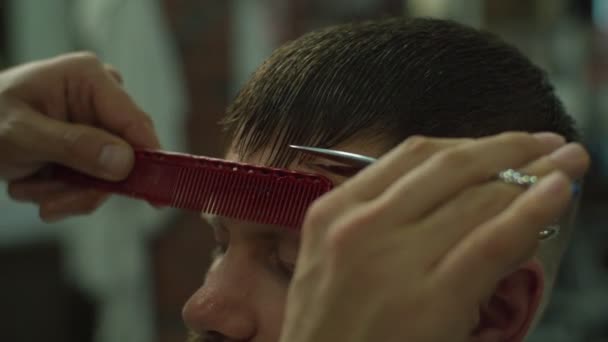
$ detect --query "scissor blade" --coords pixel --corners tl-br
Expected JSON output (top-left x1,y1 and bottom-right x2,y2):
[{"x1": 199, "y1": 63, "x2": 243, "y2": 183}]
[
  {"x1": 289, "y1": 145, "x2": 560, "y2": 241},
  {"x1": 289, "y1": 145, "x2": 376, "y2": 168}
]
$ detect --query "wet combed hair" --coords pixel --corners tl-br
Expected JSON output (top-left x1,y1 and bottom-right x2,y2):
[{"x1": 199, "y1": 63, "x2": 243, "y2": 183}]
[
  {"x1": 222, "y1": 17, "x2": 579, "y2": 167},
  {"x1": 219, "y1": 17, "x2": 580, "y2": 324}
]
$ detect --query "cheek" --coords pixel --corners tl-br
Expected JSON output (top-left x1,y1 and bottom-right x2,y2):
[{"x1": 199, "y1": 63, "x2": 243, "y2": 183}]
[
  {"x1": 254, "y1": 273, "x2": 290, "y2": 337},
  {"x1": 247, "y1": 267, "x2": 296, "y2": 338}
]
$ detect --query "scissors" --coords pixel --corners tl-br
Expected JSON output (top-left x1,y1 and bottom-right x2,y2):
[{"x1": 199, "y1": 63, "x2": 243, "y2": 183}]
[{"x1": 289, "y1": 144, "x2": 559, "y2": 241}]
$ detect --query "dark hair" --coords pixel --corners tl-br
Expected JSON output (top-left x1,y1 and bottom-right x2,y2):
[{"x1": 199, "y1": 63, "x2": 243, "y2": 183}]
[{"x1": 222, "y1": 17, "x2": 579, "y2": 167}]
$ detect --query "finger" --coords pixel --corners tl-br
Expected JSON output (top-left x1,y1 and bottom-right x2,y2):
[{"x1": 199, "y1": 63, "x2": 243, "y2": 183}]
[
  {"x1": 301, "y1": 137, "x2": 473, "y2": 244},
  {"x1": 104, "y1": 63, "x2": 123, "y2": 84},
  {"x1": 7, "y1": 179, "x2": 71, "y2": 202},
  {"x1": 530, "y1": 142, "x2": 590, "y2": 181},
  {"x1": 39, "y1": 188, "x2": 109, "y2": 222},
  {"x1": 436, "y1": 171, "x2": 573, "y2": 295},
  {"x1": 335, "y1": 132, "x2": 564, "y2": 206},
  {"x1": 0, "y1": 161, "x2": 44, "y2": 180},
  {"x1": 48, "y1": 52, "x2": 160, "y2": 148},
  {"x1": 372, "y1": 132, "x2": 566, "y2": 224},
  {"x1": 413, "y1": 142, "x2": 590, "y2": 263},
  {"x1": 301, "y1": 133, "x2": 565, "y2": 246},
  {"x1": 301, "y1": 137, "x2": 471, "y2": 238},
  {"x1": 75, "y1": 57, "x2": 160, "y2": 148},
  {"x1": 10, "y1": 103, "x2": 135, "y2": 180},
  {"x1": 336, "y1": 137, "x2": 473, "y2": 202}
]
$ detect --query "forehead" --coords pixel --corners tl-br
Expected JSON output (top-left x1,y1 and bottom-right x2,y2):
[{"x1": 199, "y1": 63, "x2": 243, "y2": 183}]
[
  {"x1": 204, "y1": 213, "x2": 297, "y2": 239},
  {"x1": 224, "y1": 141, "x2": 387, "y2": 185},
  {"x1": 209, "y1": 141, "x2": 388, "y2": 233}
]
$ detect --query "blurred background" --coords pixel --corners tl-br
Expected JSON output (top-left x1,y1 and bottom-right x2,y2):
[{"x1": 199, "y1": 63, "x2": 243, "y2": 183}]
[{"x1": 0, "y1": 0, "x2": 606, "y2": 341}]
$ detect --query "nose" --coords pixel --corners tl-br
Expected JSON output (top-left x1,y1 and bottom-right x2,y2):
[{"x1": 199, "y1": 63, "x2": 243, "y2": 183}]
[{"x1": 182, "y1": 255, "x2": 257, "y2": 340}]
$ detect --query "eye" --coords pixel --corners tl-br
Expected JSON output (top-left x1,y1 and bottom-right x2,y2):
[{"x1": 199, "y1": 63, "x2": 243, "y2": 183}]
[
  {"x1": 210, "y1": 230, "x2": 228, "y2": 260},
  {"x1": 211, "y1": 243, "x2": 227, "y2": 260},
  {"x1": 270, "y1": 249, "x2": 296, "y2": 280},
  {"x1": 208, "y1": 218, "x2": 229, "y2": 260}
]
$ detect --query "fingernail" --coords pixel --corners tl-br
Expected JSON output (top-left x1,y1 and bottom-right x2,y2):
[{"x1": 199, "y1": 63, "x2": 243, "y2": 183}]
[
  {"x1": 535, "y1": 172, "x2": 568, "y2": 196},
  {"x1": 533, "y1": 132, "x2": 566, "y2": 147},
  {"x1": 549, "y1": 143, "x2": 586, "y2": 164},
  {"x1": 98, "y1": 144, "x2": 133, "y2": 176},
  {"x1": 130, "y1": 121, "x2": 161, "y2": 149},
  {"x1": 143, "y1": 120, "x2": 161, "y2": 147}
]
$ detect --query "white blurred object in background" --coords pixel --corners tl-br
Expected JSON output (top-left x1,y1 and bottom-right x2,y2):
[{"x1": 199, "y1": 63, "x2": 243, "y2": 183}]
[
  {"x1": 4, "y1": 0, "x2": 187, "y2": 341},
  {"x1": 407, "y1": 0, "x2": 482, "y2": 28}
]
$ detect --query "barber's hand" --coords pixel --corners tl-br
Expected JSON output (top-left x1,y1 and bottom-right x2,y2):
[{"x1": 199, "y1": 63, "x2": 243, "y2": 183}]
[
  {"x1": 281, "y1": 133, "x2": 589, "y2": 342},
  {"x1": 0, "y1": 52, "x2": 160, "y2": 221}
]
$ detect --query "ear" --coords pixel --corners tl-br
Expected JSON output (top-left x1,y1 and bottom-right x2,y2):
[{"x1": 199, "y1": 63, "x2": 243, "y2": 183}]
[{"x1": 471, "y1": 260, "x2": 544, "y2": 342}]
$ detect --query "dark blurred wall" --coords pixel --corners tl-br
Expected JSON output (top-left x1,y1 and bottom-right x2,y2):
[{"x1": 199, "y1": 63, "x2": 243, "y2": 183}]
[
  {"x1": 151, "y1": 2, "x2": 405, "y2": 341},
  {"x1": 1, "y1": 1, "x2": 603, "y2": 341},
  {"x1": 152, "y1": 1, "x2": 230, "y2": 341}
]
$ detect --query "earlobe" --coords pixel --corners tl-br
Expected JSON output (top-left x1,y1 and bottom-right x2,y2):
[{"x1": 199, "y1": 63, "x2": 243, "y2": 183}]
[{"x1": 472, "y1": 261, "x2": 544, "y2": 342}]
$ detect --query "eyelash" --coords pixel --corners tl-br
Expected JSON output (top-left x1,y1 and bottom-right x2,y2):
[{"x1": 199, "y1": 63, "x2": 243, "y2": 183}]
[
  {"x1": 210, "y1": 243, "x2": 294, "y2": 280},
  {"x1": 211, "y1": 244, "x2": 227, "y2": 260},
  {"x1": 270, "y1": 252, "x2": 295, "y2": 280}
]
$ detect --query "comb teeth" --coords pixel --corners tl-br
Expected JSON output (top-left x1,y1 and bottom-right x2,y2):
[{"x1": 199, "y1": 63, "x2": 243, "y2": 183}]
[
  {"x1": 169, "y1": 162, "x2": 331, "y2": 227},
  {"x1": 53, "y1": 149, "x2": 333, "y2": 228}
]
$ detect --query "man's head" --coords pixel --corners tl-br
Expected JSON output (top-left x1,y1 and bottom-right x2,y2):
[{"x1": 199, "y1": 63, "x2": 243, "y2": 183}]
[{"x1": 183, "y1": 17, "x2": 580, "y2": 341}]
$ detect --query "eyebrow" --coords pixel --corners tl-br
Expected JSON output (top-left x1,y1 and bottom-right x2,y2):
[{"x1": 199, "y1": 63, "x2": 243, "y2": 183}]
[
  {"x1": 199, "y1": 157, "x2": 353, "y2": 234},
  {"x1": 202, "y1": 214, "x2": 296, "y2": 240},
  {"x1": 305, "y1": 163, "x2": 361, "y2": 178},
  {"x1": 202, "y1": 214, "x2": 221, "y2": 228}
]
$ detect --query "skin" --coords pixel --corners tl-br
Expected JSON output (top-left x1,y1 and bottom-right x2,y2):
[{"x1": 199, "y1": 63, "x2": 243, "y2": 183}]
[
  {"x1": 1, "y1": 52, "x2": 160, "y2": 220},
  {"x1": 182, "y1": 145, "x2": 375, "y2": 342},
  {"x1": 183, "y1": 135, "x2": 590, "y2": 342},
  {"x1": 0, "y1": 53, "x2": 591, "y2": 342}
]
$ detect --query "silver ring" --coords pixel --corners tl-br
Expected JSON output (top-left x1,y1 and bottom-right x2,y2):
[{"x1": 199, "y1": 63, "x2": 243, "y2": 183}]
[
  {"x1": 497, "y1": 169, "x2": 557, "y2": 240},
  {"x1": 538, "y1": 225, "x2": 560, "y2": 241},
  {"x1": 497, "y1": 169, "x2": 538, "y2": 187}
]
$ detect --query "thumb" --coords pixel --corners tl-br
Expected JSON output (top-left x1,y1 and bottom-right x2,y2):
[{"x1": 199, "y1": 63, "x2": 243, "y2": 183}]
[{"x1": 19, "y1": 107, "x2": 135, "y2": 181}]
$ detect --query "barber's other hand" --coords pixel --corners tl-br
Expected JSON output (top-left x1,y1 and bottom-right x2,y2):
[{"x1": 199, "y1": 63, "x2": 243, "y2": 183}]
[
  {"x1": 0, "y1": 52, "x2": 160, "y2": 221},
  {"x1": 281, "y1": 133, "x2": 589, "y2": 342}
]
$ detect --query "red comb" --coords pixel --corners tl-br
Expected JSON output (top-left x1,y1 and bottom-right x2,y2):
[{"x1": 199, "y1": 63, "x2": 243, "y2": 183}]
[{"x1": 53, "y1": 149, "x2": 334, "y2": 228}]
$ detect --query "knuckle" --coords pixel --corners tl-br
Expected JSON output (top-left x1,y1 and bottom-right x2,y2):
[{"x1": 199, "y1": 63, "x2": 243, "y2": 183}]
[
  {"x1": 433, "y1": 148, "x2": 473, "y2": 169},
  {"x1": 0, "y1": 107, "x2": 19, "y2": 140},
  {"x1": 125, "y1": 112, "x2": 155, "y2": 132},
  {"x1": 460, "y1": 184, "x2": 506, "y2": 214},
  {"x1": 55, "y1": 128, "x2": 87, "y2": 158},
  {"x1": 75, "y1": 197, "x2": 102, "y2": 215},
  {"x1": 303, "y1": 182, "x2": 375, "y2": 245},
  {"x1": 500, "y1": 132, "x2": 539, "y2": 152},
  {"x1": 576, "y1": 145, "x2": 591, "y2": 169},
  {"x1": 0, "y1": 105, "x2": 35, "y2": 157},
  {"x1": 39, "y1": 205, "x2": 58, "y2": 222},
  {"x1": 398, "y1": 135, "x2": 434, "y2": 156},
  {"x1": 477, "y1": 228, "x2": 513, "y2": 261},
  {"x1": 103, "y1": 63, "x2": 117, "y2": 72},
  {"x1": 60, "y1": 126, "x2": 84, "y2": 145},
  {"x1": 325, "y1": 202, "x2": 382, "y2": 250},
  {"x1": 303, "y1": 197, "x2": 333, "y2": 230},
  {"x1": 325, "y1": 227, "x2": 350, "y2": 255},
  {"x1": 104, "y1": 64, "x2": 124, "y2": 82},
  {"x1": 6, "y1": 183, "x2": 21, "y2": 200},
  {"x1": 58, "y1": 52, "x2": 105, "y2": 77},
  {"x1": 140, "y1": 113, "x2": 155, "y2": 127},
  {"x1": 520, "y1": 201, "x2": 552, "y2": 225},
  {"x1": 498, "y1": 131, "x2": 529, "y2": 141},
  {"x1": 81, "y1": 203, "x2": 99, "y2": 215},
  {"x1": 68, "y1": 51, "x2": 102, "y2": 65},
  {"x1": 535, "y1": 156, "x2": 558, "y2": 174}
]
